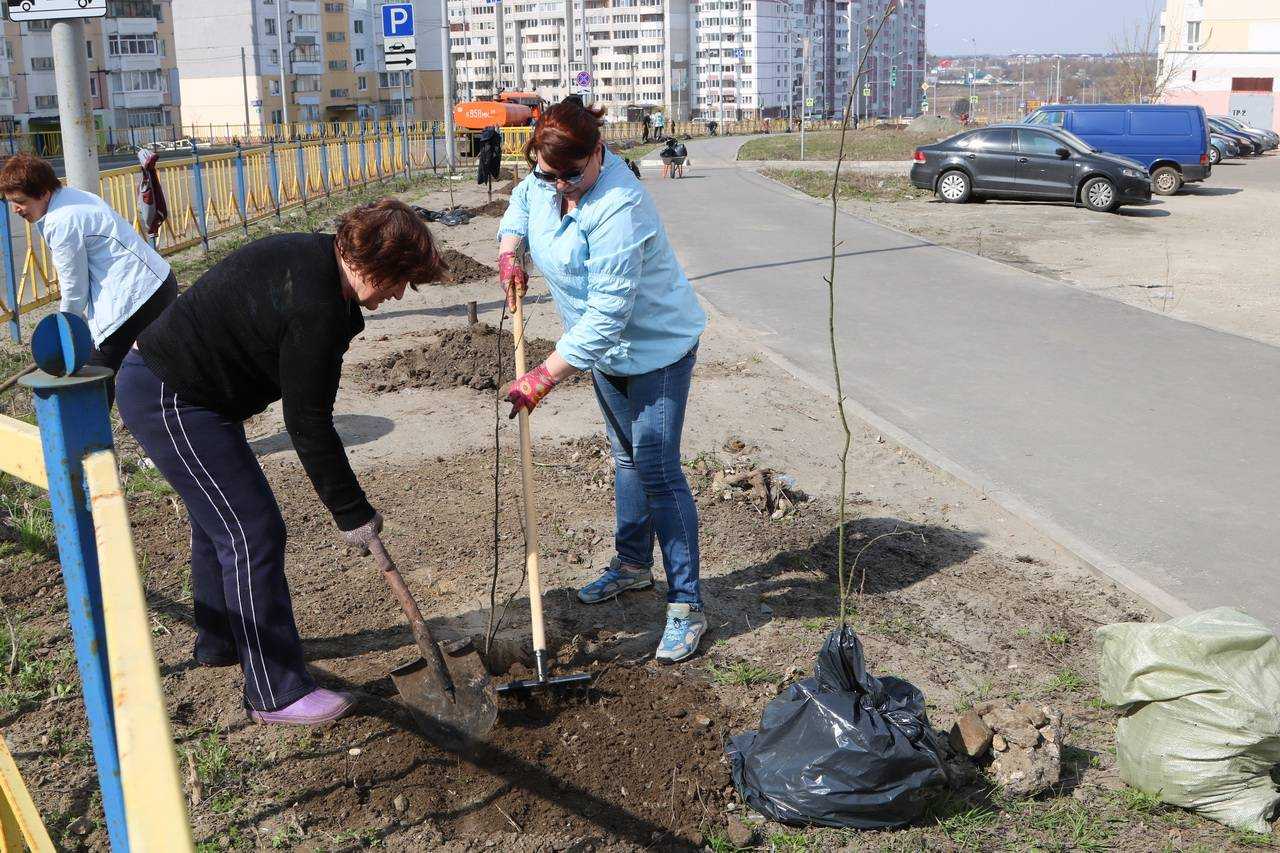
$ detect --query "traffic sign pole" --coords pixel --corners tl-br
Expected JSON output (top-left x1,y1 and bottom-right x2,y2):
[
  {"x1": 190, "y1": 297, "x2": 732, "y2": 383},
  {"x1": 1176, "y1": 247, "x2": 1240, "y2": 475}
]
[
  {"x1": 50, "y1": 19, "x2": 99, "y2": 192},
  {"x1": 439, "y1": 0, "x2": 456, "y2": 171}
]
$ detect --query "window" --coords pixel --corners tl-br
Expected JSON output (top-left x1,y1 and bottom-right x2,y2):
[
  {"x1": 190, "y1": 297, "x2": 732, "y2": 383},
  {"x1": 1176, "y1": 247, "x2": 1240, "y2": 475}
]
[
  {"x1": 355, "y1": 48, "x2": 365, "y2": 63},
  {"x1": 269, "y1": 79, "x2": 281, "y2": 94},
  {"x1": 126, "y1": 108, "x2": 163, "y2": 127},
  {"x1": 353, "y1": 19, "x2": 363, "y2": 33},
  {"x1": 34, "y1": 95, "x2": 58, "y2": 110},
  {"x1": 1232, "y1": 77, "x2": 1274, "y2": 93},
  {"x1": 1017, "y1": 130, "x2": 1065, "y2": 157},
  {"x1": 293, "y1": 45, "x2": 320, "y2": 62},
  {"x1": 324, "y1": 1, "x2": 343, "y2": 9},
  {"x1": 31, "y1": 57, "x2": 55, "y2": 71},
  {"x1": 270, "y1": 48, "x2": 279, "y2": 65},
  {"x1": 266, "y1": 17, "x2": 277, "y2": 35},
  {"x1": 967, "y1": 128, "x2": 1013, "y2": 151},
  {"x1": 1186, "y1": 21, "x2": 1200, "y2": 49},
  {"x1": 110, "y1": 69, "x2": 164, "y2": 92},
  {"x1": 27, "y1": 20, "x2": 52, "y2": 32},
  {"x1": 109, "y1": 35, "x2": 159, "y2": 56},
  {"x1": 1072, "y1": 110, "x2": 1124, "y2": 135},
  {"x1": 328, "y1": 59, "x2": 348, "y2": 70},
  {"x1": 87, "y1": 40, "x2": 93, "y2": 59},
  {"x1": 327, "y1": 31, "x2": 345, "y2": 43},
  {"x1": 330, "y1": 88, "x2": 349, "y2": 98},
  {"x1": 357, "y1": 75, "x2": 367, "y2": 91},
  {"x1": 297, "y1": 14, "x2": 321, "y2": 30}
]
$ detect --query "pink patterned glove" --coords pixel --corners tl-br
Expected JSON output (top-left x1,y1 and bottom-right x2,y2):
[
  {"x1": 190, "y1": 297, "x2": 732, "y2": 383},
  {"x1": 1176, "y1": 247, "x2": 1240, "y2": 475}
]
[
  {"x1": 505, "y1": 362, "x2": 558, "y2": 419},
  {"x1": 498, "y1": 251, "x2": 528, "y2": 311}
]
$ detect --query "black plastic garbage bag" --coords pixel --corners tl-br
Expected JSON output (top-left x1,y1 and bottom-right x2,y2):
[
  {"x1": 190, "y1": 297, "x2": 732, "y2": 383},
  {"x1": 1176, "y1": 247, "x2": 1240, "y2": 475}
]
[{"x1": 727, "y1": 626, "x2": 947, "y2": 829}]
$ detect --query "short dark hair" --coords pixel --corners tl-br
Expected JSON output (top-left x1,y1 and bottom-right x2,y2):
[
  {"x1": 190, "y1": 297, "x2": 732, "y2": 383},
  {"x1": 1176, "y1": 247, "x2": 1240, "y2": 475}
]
[
  {"x1": 0, "y1": 153, "x2": 61, "y2": 198},
  {"x1": 524, "y1": 99, "x2": 606, "y2": 170},
  {"x1": 335, "y1": 198, "x2": 449, "y2": 291}
]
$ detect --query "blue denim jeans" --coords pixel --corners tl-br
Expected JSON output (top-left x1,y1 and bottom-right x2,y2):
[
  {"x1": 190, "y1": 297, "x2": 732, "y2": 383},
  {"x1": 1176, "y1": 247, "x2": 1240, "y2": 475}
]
[{"x1": 592, "y1": 346, "x2": 701, "y2": 605}]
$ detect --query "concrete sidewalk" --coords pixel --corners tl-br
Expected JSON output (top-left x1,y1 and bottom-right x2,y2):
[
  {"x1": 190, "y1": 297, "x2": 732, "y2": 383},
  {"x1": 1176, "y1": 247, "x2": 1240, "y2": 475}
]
[{"x1": 645, "y1": 135, "x2": 1280, "y2": 627}]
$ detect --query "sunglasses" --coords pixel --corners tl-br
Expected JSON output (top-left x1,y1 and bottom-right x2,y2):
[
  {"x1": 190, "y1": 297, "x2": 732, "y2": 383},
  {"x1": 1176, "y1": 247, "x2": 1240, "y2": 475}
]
[{"x1": 533, "y1": 146, "x2": 604, "y2": 185}]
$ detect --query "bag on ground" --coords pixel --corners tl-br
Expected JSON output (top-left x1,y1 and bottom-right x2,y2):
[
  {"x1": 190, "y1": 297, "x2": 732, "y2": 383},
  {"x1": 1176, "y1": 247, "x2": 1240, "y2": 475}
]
[
  {"x1": 1098, "y1": 607, "x2": 1280, "y2": 832},
  {"x1": 727, "y1": 625, "x2": 947, "y2": 829}
]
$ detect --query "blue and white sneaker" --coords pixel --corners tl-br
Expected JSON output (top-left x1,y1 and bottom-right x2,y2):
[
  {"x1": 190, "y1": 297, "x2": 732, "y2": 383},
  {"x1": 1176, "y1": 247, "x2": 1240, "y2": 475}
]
[
  {"x1": 577, "y1": 558, "x2": 654, "y2": 604},
  {"x1": 655, "y1": 603, "x2": 707, "y2": 664}
]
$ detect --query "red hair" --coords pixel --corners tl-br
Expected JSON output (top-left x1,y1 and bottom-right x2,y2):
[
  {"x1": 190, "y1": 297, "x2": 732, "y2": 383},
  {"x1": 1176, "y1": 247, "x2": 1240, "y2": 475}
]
[
  {"x1": 524, "y1": 100, "x2": 606, "y2": 170},
  {"x1": 335, "y1": 198, "x2": 449, "y2": 291},
  {"x1": 0, "y1": 153, "x2": 61, "y2": 198}
]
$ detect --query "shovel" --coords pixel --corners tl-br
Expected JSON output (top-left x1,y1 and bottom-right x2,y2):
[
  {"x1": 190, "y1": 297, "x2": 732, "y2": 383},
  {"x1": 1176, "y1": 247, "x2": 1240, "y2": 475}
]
[{"x1": 369, "y1": 537, "x2": 497, "y2": 741}]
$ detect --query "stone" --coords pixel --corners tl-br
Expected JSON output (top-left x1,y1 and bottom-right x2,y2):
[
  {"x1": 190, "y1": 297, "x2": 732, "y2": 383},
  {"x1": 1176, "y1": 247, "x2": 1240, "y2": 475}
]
[
  {"x1": 991, "y1": 741, "x2": 1061, "y2": 799},
  {"x1": 1002, "y1": 724, "x2": 1042, "y2": 749},
  {"x1": 949, "y1": 710, "x2": 993, "y2": 758},
  {"x1": 725, "y1": 816, "x2": 754, "y2": 847},
  {"x1": 696, "y1": 716, "x2": 712, "y2": 728},
  {"x1": 991, "y1": 734, "x2": 1008, "y2": 752},
  {"x1": 759, "y1": 604, "x2": 774, "y2": 616},
  {"x1": 982, "y1": 707, "x2": 1028, "y2": 733},
  {"x1": 1016, "y1": 702, "x2": 1048, "y2": 727},
  {"x1": 971, "y1": 699, "x2": 1004, "y2": 716},
  {"x1": 394, "y1": 795, "x2": 408, "y2": 814}
]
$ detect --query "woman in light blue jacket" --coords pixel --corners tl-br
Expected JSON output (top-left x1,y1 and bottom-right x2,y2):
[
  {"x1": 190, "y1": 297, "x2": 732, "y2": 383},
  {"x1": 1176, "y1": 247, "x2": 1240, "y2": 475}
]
[
  {"x1": 0, "y1": 153, "x2": 176, "y2": 405},
  {"x1": 498, "y1": 99, "x2": 709, "y2": 664}
]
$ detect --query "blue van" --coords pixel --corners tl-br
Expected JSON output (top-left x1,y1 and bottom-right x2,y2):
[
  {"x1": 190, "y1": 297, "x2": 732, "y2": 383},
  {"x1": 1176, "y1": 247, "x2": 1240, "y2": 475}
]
[{"x1": 1023, "y1": 104, "x2": 1211, "y2": 196}]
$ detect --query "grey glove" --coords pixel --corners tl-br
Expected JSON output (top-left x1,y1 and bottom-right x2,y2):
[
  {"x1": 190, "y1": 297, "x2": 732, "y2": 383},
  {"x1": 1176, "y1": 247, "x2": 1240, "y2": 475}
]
[{"x1": 341, "y1": 511, "x2": 383, "y2": 556}]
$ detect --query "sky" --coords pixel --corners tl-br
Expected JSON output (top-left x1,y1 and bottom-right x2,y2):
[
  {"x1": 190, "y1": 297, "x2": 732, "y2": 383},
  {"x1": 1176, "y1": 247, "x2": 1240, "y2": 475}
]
[{"x1": 927, "y1": 0, "x2": 1159, "y2": 55}]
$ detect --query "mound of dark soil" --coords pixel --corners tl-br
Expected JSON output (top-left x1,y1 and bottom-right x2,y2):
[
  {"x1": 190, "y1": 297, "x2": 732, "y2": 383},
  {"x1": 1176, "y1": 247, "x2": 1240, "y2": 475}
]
[
  {"x1": 465, "y1": 199, "x2": 509, "y2": 218},
  {"x1": 439, "y1": 248, "x2": 497, "y2": 284},
  {"x1": 355, "y1": 324, "x2": 559, "y2": 393},
  {"x1": 296, "y1": 664, "x2": 730, "y2": 848}
]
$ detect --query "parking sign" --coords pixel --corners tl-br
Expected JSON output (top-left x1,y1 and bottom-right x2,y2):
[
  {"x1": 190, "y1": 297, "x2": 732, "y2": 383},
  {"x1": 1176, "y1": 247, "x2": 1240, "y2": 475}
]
[{"x1": 381, "y1": 3, "x2": 413, "y2": 37}]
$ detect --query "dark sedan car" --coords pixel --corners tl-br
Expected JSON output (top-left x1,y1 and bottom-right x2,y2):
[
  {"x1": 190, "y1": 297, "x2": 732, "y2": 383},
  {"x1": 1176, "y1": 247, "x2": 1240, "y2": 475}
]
[{"x1": 910, "y1": 125, "x2": 1153, "y2": 213}]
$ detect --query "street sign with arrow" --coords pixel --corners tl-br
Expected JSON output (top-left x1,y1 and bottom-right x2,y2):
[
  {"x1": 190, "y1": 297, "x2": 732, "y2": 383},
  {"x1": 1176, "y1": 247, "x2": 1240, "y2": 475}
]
[{"x1": 384, "y1": 34, "x2": 417, "y2": 71}]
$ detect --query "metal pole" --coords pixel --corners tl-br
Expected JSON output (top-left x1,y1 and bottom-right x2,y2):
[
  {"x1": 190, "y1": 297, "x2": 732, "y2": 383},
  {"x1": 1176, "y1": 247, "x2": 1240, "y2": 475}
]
[
  {"x1": 399, "y1": 72, "x2": 410, "y2": 180},
  {"x1": 441, "y1": 0, "x2": 457, "y2": 170},
  {"x1": 800, "y1": 37, "x2": 808, "y2": 159},
  {"x1": 50, "y1": 20, "x2": 100, "y2": 192},
  {"x1": 277, "y1": 7, "x2": 290, "y2": 128},
  {"x1": 241, "y1": 46, "x2": 251, "y2": 136}
]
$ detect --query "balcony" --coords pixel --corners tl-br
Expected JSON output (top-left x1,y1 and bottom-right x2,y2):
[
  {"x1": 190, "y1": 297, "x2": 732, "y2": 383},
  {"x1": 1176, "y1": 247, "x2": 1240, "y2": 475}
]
[
  {"x1": 117, "y1": 89, "x2": 164, "y2": 108},
  {"x1": 289, "y1": 0, "x2": 320, "y2": 13},
  {"x1": 106, "y1": 53, "x2": 161, "y2": 72},
  {"x1": 294, "y1": 93, "x2": 321, "y2": 105},
  {"x1": 293, "y1": 61, "x2": 323, "y2": 75}
]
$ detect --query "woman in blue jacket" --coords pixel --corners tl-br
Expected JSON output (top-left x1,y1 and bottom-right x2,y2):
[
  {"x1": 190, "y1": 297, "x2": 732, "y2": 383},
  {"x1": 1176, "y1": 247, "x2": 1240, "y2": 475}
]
[{"x1": 497, "y1": 99, "x2": 709, "y2": 663}]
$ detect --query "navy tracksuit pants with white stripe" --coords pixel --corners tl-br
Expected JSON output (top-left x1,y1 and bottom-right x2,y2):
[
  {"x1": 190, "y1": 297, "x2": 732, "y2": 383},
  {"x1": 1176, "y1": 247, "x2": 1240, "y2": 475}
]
[{"x1": 117, "y1": 350, "x2": 313, "y2": 712}]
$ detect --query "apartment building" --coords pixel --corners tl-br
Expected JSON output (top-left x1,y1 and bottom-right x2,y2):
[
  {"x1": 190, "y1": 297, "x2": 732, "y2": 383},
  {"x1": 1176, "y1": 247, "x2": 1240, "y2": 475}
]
[
  {"x1": 442, "y1": 0, "x2": 923, "y2": 122},
  {"x1": 447, "y1": 0, "x2": 693, "y2": 121},
  {"x1": 1, "y1": 0, "x2": 181, "y2": 136},
  {"x1": 174, "y1": 0, "x2": 443, "y2": 130},
  {"x1": 1160, "y1": 0, "x2": 1279, "y2": 131}
]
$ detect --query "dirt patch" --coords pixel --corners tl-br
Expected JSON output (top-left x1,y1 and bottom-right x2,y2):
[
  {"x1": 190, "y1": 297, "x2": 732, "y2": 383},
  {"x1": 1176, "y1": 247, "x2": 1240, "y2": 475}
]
[
  {"x1": 464, "y1": 199, "x2": 509, "y2": 218},
  {"x1": 354, "y1": 323, "x2": 572, "y2": 393},
  {"x1": 439, "y1": 248, "x2": 497, "y2": 284}
]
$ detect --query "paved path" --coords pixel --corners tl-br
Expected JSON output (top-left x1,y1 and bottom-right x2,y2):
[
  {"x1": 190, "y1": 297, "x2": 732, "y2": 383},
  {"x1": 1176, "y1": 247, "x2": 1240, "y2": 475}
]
[{"x1": 644, "y1": 136, "x2": 1280, "y2": 627}]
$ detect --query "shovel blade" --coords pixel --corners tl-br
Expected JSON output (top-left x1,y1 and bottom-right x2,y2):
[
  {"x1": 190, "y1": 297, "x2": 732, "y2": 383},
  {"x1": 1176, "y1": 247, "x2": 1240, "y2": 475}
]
[{"x1": 391, "y1": 643, "x2": 497, "y2": 744}]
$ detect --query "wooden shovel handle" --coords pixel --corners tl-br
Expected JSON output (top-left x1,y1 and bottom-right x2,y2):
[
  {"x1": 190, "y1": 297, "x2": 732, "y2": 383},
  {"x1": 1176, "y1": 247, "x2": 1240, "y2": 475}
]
[
  {"x1": 368, "y1": 537, "x2": 456, "y2": 696},
  {"x1": 511, "y1": 292, "x2": 548, "y2": 655}
]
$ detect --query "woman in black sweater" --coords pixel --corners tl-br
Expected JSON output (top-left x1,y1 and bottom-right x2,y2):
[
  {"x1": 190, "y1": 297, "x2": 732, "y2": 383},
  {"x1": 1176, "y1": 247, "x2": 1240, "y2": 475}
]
[{"x1": 116, "y1": 198, "x2": 447, "y2": 726}]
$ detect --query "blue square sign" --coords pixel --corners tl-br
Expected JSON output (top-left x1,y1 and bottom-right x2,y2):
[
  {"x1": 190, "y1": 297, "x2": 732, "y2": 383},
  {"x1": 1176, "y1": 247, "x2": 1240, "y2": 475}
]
[{"x1": 382, "y1": 3, "x2": 414, "y2": 37}]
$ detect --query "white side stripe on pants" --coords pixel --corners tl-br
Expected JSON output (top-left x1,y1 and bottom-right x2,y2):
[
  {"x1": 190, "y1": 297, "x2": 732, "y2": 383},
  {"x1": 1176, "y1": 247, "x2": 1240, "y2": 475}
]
[{"x1": 159, "y1": 385, "x2": 275, "y2": 708}]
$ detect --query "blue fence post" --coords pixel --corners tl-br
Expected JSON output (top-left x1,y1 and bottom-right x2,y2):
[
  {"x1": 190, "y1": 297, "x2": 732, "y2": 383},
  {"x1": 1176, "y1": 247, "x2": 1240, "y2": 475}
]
[
  {"x1": 189, "y1": 140, "x2": 210, "y2": 253},
  {"x1": 267, "y1": 138, "x2": 281, "y2": 220},
  {"x1": 233, "y1": 143, "x2": 250, "y2": 237},
  {"x1": 295, "y1": 142, "x2": 308, "y2": 212},
  {"x1": 431, "y1": 122, "x2": 438, "y2": 174},
  {"x1": 319, "y1": 140, "x2": 331, "y2": 198},
  {"x1": 341, "y1": 134, "x2": 351, "y2": 189},
  {"x1": 106, "y1": 126, "x2": 114, "y2": 152},
  {"x1": 20, "y1": 316, "x2": 128, "y2": 852},
  {"x1": 1, "y1": 201, "x2": 21, "y2": 343}
]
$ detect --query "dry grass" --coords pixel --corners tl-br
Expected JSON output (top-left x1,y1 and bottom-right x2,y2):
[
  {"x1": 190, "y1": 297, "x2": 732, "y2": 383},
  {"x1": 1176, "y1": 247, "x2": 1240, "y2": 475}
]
[
  {"x1": 738, "y1": 128, "x2": 944, "y2": 162},
  {"x1": 762, "y1": 168, "x2": 928, "y2": 203}
]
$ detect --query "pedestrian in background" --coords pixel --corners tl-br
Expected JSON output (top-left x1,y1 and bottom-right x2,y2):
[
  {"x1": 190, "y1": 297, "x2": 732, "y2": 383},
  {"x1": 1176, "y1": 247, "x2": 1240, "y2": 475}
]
[
  {"x1": 641, "y1": 112, "x2": 652, "y2": 143},
  {"x1": 0, "y1": 152, "x2": 177, "y2": 406},
  {"x1": 496, "y1": 100, "x2": 710, "y2": 664},
  {"x1": 115, "y1": 199, "x2": 448, "y2": 726}
]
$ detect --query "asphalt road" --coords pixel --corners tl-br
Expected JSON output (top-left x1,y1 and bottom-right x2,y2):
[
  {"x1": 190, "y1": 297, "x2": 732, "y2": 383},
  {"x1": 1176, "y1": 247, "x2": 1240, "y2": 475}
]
[{"x1": 644, "y1": 136, "x2": 1280, "y2": 627}]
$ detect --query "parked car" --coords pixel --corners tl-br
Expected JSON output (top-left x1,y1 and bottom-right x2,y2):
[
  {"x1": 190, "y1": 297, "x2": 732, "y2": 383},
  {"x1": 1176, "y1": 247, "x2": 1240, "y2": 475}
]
[
  {"x1": 1208, "y1": 118, "x2": 1262, "y2": 155},
  {"x1": 1209, "y1": 133, "x2": 1238, "y2": 164},
  {"x1": 1212, "y1": 115, "x2": 1278, "y2": 151},
  {"x1": 910, "y1": 125, "x2": 1152, "y2": 213},
  {"x1": 1023, "y1": 104, "x2": 1210, "y2": 196}
]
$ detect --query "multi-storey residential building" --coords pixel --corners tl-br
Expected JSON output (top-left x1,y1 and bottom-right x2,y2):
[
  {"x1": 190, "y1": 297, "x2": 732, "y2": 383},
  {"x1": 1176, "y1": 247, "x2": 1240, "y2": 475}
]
[
  {"x1": 442, "y1": 0, "x2": 922, "y2": 122},
  {"x1": 1160, "y1": 0, "x2": 1279, "y2": 131},
  {"x1": 174, "y1": 0, "x2": 444, "y2": 130},
  {"x1": 1, "y1": 0, "x2": 181, "y2": 136},
  {"x1": 447, "y1": 0, "x2": 693, "y2": 121}
]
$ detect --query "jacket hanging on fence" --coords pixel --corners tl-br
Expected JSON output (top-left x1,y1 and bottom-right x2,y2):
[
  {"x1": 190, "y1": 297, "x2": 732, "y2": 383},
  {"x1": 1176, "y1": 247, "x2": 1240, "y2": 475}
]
[
  {"x1": 476, "y1": 127, "x2": 503, "y2": 186},
  {"x1": 136, "y1": 148, "x2": 169, "y2": 237}
]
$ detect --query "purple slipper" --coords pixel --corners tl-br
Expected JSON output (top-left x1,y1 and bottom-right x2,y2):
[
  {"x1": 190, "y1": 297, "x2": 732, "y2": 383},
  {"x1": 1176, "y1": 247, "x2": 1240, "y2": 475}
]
[{"x1": 248, "y1": 688, "x2": 355, "y2": 726}]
